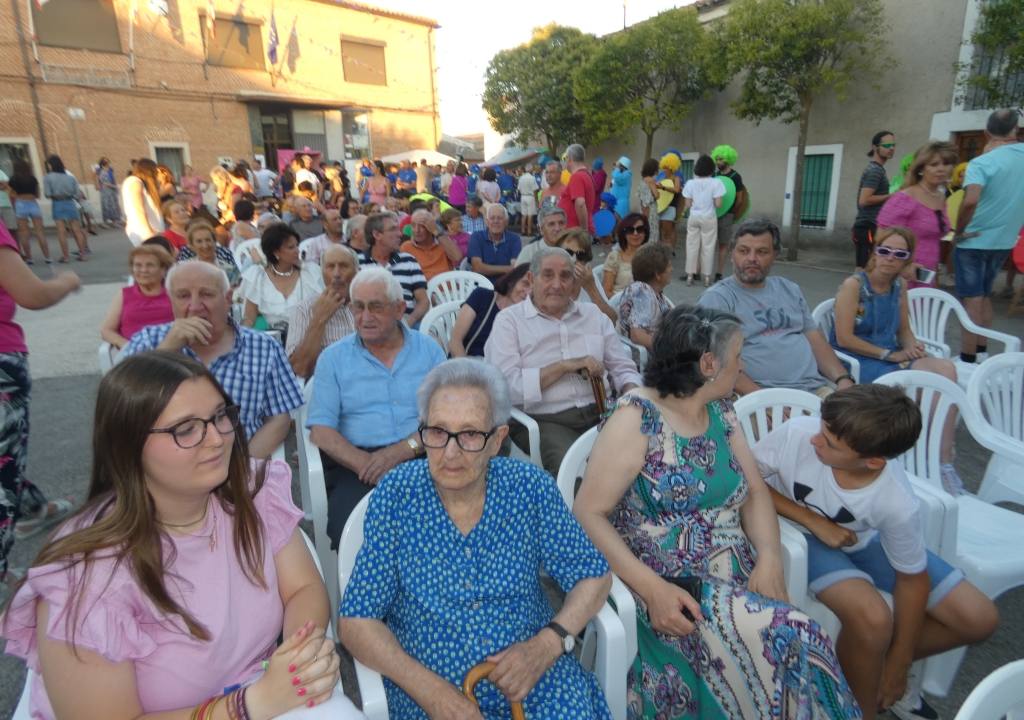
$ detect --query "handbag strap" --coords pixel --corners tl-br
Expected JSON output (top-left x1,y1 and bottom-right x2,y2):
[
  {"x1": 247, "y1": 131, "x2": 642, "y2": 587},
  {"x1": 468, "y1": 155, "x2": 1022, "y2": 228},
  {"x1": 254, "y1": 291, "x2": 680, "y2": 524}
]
[{"x1": 462, "y1": 292, "x2": 497, "y2": 352}]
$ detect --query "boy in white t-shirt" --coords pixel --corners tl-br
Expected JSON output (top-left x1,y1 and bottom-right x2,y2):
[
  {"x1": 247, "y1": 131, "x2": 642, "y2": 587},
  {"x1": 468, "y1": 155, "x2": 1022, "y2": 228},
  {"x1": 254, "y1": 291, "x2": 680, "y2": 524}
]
[{"x1": 752, "y1": 385, "x2": 997, "y2": 720}]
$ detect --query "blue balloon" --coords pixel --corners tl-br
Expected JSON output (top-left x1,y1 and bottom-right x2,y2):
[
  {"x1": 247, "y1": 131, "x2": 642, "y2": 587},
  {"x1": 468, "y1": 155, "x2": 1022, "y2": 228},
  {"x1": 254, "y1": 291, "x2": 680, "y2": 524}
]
[{"x1": 594, "y1": 209, "x2": 616, "y2": 237}]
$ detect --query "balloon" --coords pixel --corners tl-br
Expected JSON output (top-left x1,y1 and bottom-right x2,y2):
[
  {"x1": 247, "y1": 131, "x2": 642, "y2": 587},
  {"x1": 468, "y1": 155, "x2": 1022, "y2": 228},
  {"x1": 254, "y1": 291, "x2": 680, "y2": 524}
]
[
  {"x1": 409, "y1": 193, "x2": 454, "y2": 213},
  {"x1": 716, "y1": 176, "x2": 737, "y2": 218},
  {"x1": 594, "y1": 209, "x2": 616, "y2": 237},
  {"x1": 656, "y1": 179, "x2": 676, "y2": 214},
  {"x1": 561, "y1": 169, "x2": 571, "y2": 186},
  {"x1": 402, "y1": 224, "x2": 412, "y2": 238},
  {"x1": 946, "y1": 188, "x2": 965, "y2": 231}
]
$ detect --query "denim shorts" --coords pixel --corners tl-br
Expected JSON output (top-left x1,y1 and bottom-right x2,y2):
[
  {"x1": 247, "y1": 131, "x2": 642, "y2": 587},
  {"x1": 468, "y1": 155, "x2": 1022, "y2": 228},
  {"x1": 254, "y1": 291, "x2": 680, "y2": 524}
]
[
  {"x1": 50, "y1": 199, "x2": 81, "y2": 222},
  {"x1": 14, "y1": 199, "x2": 41, "y2": 220},
  {"x1": 954, "y1": 247, "x2": 1011, "y2": 298},
  {"x1": 806, "y1": 533, "x2": 964, "y2": 609}
]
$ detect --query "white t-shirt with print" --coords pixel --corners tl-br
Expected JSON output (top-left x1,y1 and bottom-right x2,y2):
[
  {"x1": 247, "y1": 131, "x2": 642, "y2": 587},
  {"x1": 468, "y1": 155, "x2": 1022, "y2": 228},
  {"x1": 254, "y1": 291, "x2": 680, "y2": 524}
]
[{"x1": 752, "y1": 415, "x2": 927, "y2": 574}]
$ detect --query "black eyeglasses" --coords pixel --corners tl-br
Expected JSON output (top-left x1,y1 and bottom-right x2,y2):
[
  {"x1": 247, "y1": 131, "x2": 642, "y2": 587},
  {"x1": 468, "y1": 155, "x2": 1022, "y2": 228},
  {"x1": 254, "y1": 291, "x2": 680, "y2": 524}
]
[
  {"x1": 625, "y1": 225, "x2": 645, "y2": 234},
  {"x1": 150, "y1": 405, "x2": 241, "y2": 449},
  {"x1": 419, "y1": 425, "x2": 497, "y2": 452},
  {"x1": 874, "y1": 246, "x2": 911, "y2": 260}
]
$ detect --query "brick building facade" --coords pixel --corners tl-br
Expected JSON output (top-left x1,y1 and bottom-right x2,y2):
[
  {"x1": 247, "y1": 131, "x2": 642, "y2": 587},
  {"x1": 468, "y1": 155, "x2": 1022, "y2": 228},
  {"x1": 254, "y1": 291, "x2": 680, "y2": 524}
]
[{"x1": 0, "y1": 0, "x2": 438, "y2": 208}]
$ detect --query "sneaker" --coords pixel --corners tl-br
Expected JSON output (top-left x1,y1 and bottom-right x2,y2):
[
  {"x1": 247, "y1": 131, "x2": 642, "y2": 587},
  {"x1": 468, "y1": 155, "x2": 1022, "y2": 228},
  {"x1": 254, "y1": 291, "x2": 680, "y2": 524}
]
[
  {"x1": 686, "y1": 274, "x2": 694, "y2": 287},
  {"x1": 940, "y1": 463, "x2": 966, "y2": 496},
  {"x1": 889, "y1": 692, "x2": 939, "y2": 720},
  {"x1": 976, "y1": 351, "x2": 989, "y2": 363}
]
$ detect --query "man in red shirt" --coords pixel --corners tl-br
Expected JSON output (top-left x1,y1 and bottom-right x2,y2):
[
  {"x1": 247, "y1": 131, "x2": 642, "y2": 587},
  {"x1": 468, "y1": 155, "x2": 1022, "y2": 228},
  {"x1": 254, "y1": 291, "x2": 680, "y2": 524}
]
[{"x1": 558, "y1": 144, "x2": 596, "y2": 235}]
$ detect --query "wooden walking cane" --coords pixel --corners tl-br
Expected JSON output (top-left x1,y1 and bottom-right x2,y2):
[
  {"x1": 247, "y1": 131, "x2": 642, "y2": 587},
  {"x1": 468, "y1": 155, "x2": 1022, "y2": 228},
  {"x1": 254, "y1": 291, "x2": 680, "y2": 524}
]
[
  {"x1": 462, "y1": 661, "x2": 526, "y2": 720},
  {"x1": 585, "y1": 369, "x2": 607, "y2": 416}
]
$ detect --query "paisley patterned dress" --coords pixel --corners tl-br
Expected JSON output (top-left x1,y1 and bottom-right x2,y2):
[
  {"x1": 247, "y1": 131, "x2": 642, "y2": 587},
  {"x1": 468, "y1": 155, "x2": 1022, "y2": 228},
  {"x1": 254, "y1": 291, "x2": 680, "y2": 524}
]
[{"x1": 606, "y1": 394, "x2": 861, "y2": 720}]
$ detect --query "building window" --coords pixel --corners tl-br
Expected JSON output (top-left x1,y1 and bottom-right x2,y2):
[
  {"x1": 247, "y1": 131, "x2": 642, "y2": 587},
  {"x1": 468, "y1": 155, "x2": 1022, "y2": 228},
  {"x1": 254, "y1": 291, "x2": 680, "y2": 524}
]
[
  {"x1": 32, "y1": 0, "x2": 122, "y2": 53},
  {"x1": 343, "y1": 112, "x2": 371, "y2": 160},
  {"x1": 341, "y1": 37, "x2": 386, "y2": 86},
  {"x1": 203, "y1": 17, "x2": 265, "y2": 70}
]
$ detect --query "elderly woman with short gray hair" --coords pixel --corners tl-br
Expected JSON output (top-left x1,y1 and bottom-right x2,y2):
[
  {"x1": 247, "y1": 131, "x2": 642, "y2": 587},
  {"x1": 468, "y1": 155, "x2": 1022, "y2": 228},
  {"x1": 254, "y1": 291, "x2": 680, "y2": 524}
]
[{"x1": 339, "y1": 358, "x2": 613, "y2": 720}]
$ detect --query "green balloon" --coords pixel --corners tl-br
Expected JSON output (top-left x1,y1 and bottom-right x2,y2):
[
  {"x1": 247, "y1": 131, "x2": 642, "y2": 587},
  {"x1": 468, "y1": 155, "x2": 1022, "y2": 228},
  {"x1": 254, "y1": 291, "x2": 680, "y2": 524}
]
[
  {"x1": 410, "y1": 193, "x2": 454, "y2": 214},
  {"x1": 716, "y1": 176, "x2": 737, "y2": 218}
]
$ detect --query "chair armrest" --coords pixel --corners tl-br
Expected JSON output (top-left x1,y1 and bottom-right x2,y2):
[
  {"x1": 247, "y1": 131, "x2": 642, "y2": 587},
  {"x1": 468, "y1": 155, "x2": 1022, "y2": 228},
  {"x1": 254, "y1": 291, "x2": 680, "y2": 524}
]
[
  {"x1": 589, "y1": 599, "x2": 629, "y2": 720},
  {"x1": 353, "y1": 658, "x2": 389, "y2": 720},
  {"x1": 833, "y1": 350, "x2": 861, "y2": 383},
  {"x1": 952, "y1": 303, "x2": 1022, "y2": 352},
  {"x1": 921, "y1": 338, "x2": 951, "y2": 358},
  {"x1": 609, "y1": 574, "x2": 637, "y2": 662},
  {"x1": 906, "y1": 474, "x2": 959, "y2": 564},
  {"x1": 510, "y1": 408, "x2": 543, "y2": 467},
  {"x1": 778, "y1": 519, "x2": 809, "y2": 606}
]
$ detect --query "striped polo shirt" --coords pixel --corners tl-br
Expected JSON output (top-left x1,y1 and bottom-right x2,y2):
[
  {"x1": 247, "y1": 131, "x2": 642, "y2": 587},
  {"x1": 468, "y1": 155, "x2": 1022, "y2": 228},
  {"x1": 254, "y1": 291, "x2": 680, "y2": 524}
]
[{"x1": 358, "y1": 250, "x2": 427, "y2": 314}]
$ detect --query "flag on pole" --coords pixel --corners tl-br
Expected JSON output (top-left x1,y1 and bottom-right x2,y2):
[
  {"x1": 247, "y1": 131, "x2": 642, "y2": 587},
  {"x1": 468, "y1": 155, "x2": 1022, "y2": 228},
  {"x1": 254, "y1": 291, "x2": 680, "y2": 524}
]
[
  {"x1": 205, "y1": 0, "x2": 216, "y2": 39},
  {"x1": 268, "y1": 9, "x2": 279, "y2": 64}
]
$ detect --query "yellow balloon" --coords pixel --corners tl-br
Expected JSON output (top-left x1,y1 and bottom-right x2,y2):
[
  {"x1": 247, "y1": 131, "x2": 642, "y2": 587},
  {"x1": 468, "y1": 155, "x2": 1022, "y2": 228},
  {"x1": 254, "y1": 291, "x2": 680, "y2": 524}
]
[
  {"x1": 561, "y1": 169, "x2": 571, "y2": 186},
  {"x1": 946, "y1": 188, "x2": 965, "y2": 230}
]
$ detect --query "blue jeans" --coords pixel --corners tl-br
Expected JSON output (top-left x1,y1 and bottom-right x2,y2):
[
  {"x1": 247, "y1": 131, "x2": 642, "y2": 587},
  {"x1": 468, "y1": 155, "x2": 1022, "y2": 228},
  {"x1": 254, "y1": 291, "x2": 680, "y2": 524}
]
[{"x1": 954, "y1": 247, "x2": 1011, "y2": 298}]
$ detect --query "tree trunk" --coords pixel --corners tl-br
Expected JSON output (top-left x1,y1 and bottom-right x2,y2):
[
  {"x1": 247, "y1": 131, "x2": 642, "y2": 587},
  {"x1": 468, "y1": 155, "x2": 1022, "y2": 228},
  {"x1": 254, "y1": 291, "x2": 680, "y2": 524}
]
[
  {"x1": 787, "y1": 100, "x2": 813, "y2": 261},
  {"x1": 644, "y1": 130, "x2": 654, "y2": 163}
]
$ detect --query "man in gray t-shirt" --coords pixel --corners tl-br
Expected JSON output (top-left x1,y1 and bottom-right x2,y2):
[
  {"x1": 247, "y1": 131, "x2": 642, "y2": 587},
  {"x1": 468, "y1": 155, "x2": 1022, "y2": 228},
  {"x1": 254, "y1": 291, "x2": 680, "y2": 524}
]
[{"x1": 698, "y1": 218, "x2": 856, "y2": 395}]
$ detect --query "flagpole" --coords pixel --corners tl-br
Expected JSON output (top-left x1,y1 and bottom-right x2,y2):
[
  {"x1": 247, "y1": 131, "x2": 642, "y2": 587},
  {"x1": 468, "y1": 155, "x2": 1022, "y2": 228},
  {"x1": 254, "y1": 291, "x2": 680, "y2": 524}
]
[
  {"x1": 128, "y1": 0, "x2": 136, "y2": 72},
  {"x1": 26, "y1": 0, "x2": 39, "y2": 61},
  {"x1": 10, "y1": 0, "x2": 49, "y2": 156}
]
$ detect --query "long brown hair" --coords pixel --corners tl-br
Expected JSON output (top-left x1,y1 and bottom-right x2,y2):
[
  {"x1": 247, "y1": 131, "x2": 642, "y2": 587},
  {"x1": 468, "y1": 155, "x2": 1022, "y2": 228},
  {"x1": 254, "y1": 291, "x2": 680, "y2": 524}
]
[
  {"x1": 2, "y1": 351, "x2": 267, "y2": 645},
  {"x1": 133, "y1": 158, "x2": 163, "y2": 207}
]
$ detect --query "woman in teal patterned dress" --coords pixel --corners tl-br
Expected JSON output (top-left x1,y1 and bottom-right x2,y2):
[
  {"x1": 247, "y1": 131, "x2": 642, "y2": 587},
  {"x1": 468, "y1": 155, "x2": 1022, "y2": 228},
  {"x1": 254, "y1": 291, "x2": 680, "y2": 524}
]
[{"x1": 575, "y1": 305, "x2": 861, "y2": 719}]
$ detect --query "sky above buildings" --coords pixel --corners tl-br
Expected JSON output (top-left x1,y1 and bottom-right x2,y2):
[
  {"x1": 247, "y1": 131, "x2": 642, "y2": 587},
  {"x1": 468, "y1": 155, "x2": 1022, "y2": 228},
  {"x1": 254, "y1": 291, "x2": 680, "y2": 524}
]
[{"x1": 371, "y1": 0, "x2": 698, "y2": 137}]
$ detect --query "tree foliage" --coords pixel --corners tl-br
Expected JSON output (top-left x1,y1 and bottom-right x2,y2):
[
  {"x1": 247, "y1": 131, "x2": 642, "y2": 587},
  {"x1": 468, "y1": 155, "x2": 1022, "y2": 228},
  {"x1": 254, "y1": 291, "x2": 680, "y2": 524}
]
[
  {"x1": 958, "y1": 0, "x2": 1024, "y2": 111},
  {"x1": 723, "y1": 0, "x2": 888, "y2": 259},
  {"x1": 574, "y1": 8, "x2": 722, "y2": 160},
  {"x1": 481, "y1": 25, "x2": 598, "y2": 156}
]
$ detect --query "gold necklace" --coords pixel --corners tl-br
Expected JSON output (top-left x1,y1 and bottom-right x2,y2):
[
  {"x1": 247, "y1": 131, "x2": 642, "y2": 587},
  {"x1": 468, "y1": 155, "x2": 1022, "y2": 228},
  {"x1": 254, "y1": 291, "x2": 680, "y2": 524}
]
[{"x1": 159, "y1": 500, "x2": 217, "y2": 552}]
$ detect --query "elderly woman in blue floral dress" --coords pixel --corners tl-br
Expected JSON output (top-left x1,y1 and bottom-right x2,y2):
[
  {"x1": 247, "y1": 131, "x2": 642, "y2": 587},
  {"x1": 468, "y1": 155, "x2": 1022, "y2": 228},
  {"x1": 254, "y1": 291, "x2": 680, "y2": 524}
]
[
  {"x1": 575, "y1": 305, "x2": 861, "y2": 720},
  {"x1": 339, "y1": 358, "x2": 613, "y2": 719}
]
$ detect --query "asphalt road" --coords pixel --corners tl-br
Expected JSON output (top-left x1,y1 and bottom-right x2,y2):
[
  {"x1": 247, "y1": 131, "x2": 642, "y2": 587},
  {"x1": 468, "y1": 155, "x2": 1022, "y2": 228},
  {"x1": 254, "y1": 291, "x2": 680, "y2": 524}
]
[{"x1": 0, "y1": 226, "x2": 1021, "y2": 718}]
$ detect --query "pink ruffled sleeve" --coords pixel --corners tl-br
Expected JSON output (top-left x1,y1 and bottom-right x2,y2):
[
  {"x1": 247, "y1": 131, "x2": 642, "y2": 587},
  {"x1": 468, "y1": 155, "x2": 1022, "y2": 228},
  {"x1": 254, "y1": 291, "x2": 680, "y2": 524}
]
[
  {"x1": 2, "y1": 563, "x2": 160, "y2": 671},
  {"x1": 253, "y1": 458, "x2": 304, "y2": 555}
]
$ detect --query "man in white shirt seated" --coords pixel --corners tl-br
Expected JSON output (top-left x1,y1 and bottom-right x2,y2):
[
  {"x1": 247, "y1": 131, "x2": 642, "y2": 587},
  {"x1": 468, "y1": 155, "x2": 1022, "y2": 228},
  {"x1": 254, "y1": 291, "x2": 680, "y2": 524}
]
[
  {"x1": 299, "y1": 208, "x2": 344, "y2": 264},
  {"x1": 287, "y1": 244, "x2": 358, "y2": 378},
  {"x1": 485, "y1": 245, "x2": 641, "y2": 474}
]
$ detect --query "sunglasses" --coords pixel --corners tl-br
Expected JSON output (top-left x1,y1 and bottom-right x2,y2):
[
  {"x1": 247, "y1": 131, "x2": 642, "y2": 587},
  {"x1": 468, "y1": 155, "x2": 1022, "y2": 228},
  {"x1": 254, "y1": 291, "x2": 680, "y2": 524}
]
[
  {"x1": 625, "y1": 225, "x2": 645, "y2": 234},
  {"x1": 878, "y1": 143, "x2": 896, "y2": 149},
  {"x1": 565, "y1": 249, "x2": 591, "y2": 262},
  {"x1": 875, "y1": 245, "x2": 911, "y2": 260}
]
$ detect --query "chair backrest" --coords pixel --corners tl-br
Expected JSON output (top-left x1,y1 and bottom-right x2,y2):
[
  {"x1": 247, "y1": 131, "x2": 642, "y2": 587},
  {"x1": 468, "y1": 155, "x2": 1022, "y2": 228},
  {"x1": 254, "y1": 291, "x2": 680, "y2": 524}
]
[
  {"x1": 953, "y1": 658, "x2": 1024, "y2": 720},
  {"x1": 733, "y1": 388, "x2": 822, "y2": 446},
  {"x1": 874, "y1": 370, "x2": 969, "y2": 489},
  {"x1": 556, "y1": 427, "x2": 599, "y2": 509},
  {"x1": 591, "y1": 264, "x2": 609, "y2": 303},
  {"x1": 906, "y1": 288, "x2": 958, "y2": 358},
  {"x1": 98, "y1": 342, "x2": 116, "y2": 375},
  {"x1": 967, "y1": 353, "x2": 1024, "y2": 442},
  {"x1": 338, "y1": 491, "x2": 372, "y2": 598},
  {"x1": 427, "y1": 270, "x2": 492, "y2": 306},
  {"x1": 420, "y1": 300, "x2": 461, "y2": 353},
  {"x1": 810, "y1": 298, "x2": 837, "y2": 339}
]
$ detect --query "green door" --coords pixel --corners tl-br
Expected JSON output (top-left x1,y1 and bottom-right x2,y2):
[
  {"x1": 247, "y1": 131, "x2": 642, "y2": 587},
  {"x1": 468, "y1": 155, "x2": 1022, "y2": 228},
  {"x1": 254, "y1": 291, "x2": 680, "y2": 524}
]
[{"x1": 800, "y1": 154, "x2": 833, "y2": 228}]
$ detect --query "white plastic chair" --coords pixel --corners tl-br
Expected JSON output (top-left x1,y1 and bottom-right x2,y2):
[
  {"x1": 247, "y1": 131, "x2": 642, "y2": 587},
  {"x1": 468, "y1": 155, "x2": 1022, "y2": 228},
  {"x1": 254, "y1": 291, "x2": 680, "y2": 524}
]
[
  {"x1": 337, "y1": 488, "x2": 629, "y2": 720},
  {"x1": 876, "y1": 370, "x2": 1024, "y2": 695},
  {"x1": 97, "y1": 341, "x2": 117, "y2": 375},
  {"x1": 954, "y1": 658, "x2": 1024, "y2": 720},
  {"x1": 907, "y1": 288, "x2": 1021, "y2": 388},
  {"x1": 967, "y1": 353, "x2": 1024, "y2": 507},
  {"x1": 591, "y1": 264, "x2": 610, "y2": 303},
  {"x1": 810, "y1": 299, "x2": 862, "y2": 383},
  {"x1": 419, "y1": 301, "x2": 461, "y2": 354},
  {"x1": 12, "y1": 674, "x2": 30, "y2": 720},
  {"x1": 426, "y1": 270, "x2": 492, "y2": 306}
]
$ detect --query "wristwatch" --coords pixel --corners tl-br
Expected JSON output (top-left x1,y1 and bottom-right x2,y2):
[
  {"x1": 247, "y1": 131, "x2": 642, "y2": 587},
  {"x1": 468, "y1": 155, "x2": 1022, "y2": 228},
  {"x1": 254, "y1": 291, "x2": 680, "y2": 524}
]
[
  {"x1": 834, "y1": 374, "x2": 855, "y2": 385},
  {"x1": 406, "y1": 436, "x2": 422, "y2": 456},
  {"x1": 544, "y1": 621, "x2": 576, "y2": 654}
]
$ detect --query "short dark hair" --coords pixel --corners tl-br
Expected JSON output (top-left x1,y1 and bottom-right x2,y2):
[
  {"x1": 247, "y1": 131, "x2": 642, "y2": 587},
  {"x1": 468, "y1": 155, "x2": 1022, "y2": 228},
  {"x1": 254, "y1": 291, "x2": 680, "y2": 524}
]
[
  {"x1": 731, "y1": 217, "x2": 782, "y2": 252},
  {"x1": 261, "y1": 222, "x2": 299, "y2": 266},
  {"x1": 468, "y1": 197, "x2": 483, "y2": 209},
  {"x1": 640, "y1": 158, "x2": 659, "y2": 178},
  {"x1": 987, "y1": 109, "x2": 1020, "y2": 138},
  {"x1": 869, "y1": 130, "x2": 894, "y2": 157},
  {"x1": 493, "y1": 263, "x2": 531, "y2": 296},
  {"x1": 46, "y1": 154, "x2": 66, "y2": 174},
  {"x1": 694, "y1": 154, "x2": 715, "y2": 178},
  {"x1": 142, "y1": 235, "x2": 175, "y2": 256},
  {"x1": 644, "y1": 305, "x2": 742, "y2": 398},
  {"x1": 408, "y1": 199, "x2": 429, "y2": 214},
  {"x1": 363, "y1": 212, "x2": 396, "y2": 249},
  {"x1": 821, "y1": 384, "x2": 922, "y2": 459},
  {"x1": 440, "y1": 208, "x2": 462, "y2": 228},
  {"x1": 631, "y1": 243, "x2": 672, "y2": 283},
  {"x1": 297, "y1": 181, "x2": 314, "y2": 193},
  {"x1": 482, "y1": 167, "x2": 496, "y2": 182},
  {"x1": 233, "y1": 199, "x2": 255, "y2": 222},
  {"x1": 614, "y1": 212, "x2": 649, "y2": 249}
]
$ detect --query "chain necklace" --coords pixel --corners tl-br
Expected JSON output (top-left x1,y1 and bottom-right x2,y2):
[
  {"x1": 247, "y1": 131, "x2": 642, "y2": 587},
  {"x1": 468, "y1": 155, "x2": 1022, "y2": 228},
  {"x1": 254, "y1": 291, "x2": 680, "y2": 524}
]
[
  {"x1": 270, "y1": 263, "x2": 295, "y2": 277},
  {"x1": 158, "y1": 500, "x2": 217, "y2": 552}
]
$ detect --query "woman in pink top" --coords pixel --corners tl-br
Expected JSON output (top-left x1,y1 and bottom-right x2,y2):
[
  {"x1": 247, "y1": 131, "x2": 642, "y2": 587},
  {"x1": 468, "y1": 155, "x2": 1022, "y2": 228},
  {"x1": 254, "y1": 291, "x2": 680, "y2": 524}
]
[
  {"x1": 99, "y1": 244, "x2": 175, "y2": 349},
  {"x1": 1, "y1": 352, "x2": 362, "y2": 719},
  {"x1": 0, "y1": 224, "x2": 80, "y2": 584},
  {"x1": 448, "y1": 163, "x2": 469, "y2": 212},
  {"x1": 877, "y1": 141, "x2": 957, "y2": 288},
  {"x1": 180, "y1": 165, "x2": 207, "y2": 211}
]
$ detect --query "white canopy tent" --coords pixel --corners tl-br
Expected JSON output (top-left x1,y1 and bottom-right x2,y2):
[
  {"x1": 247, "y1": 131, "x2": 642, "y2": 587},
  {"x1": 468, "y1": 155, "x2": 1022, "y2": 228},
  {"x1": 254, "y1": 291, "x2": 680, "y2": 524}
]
[{"x1": 379, "y1": 149, "x2": 458, "y2": 166}]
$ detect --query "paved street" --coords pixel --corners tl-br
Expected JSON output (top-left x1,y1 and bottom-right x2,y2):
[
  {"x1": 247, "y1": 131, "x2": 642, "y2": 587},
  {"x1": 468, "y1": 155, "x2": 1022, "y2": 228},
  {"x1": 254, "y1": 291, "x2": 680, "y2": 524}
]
[{"x1": 0, "y1": 225, "x2": 1022, "y2": 718}]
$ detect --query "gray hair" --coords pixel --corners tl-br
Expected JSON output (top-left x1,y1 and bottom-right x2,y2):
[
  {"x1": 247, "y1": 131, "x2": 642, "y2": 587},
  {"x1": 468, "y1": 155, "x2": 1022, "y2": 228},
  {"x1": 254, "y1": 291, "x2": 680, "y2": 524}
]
[
  {"x1": 321, "y1": 243, "x2": 359, "y2": 267},
  {"x1": 529, "y1": 245, "x2": 573, "y2": 275},
  {"x1": 565, "y1": 144, "x2": 585, "y2": 164},
  {"x1": 484, "y1": 203, "x2": 508, "y2": 220},
  {"x1": 417, "y1": 358, "x2": 512, "y2": 427},
  {"x1": 730, "y1": 217, "x2": 782, "y2": 253},
  {"x1": 545, "y1": 160, "x2": 562, "y2": 172},
  {"x1": 538, "y1": 205, "x2": 567, "y2": 225},
  {"x1": 350, "y1": 266, "x2": 403, "y2": 304},
  {"x1": 344, "y1": 214, "x2": 367, "y2": 243},
  {"x1": 167, "y1": 259, "x2": 230, "y2": 295},
  {"x1": 364, "y1": 211, "x2": 398, "y2": 249}
]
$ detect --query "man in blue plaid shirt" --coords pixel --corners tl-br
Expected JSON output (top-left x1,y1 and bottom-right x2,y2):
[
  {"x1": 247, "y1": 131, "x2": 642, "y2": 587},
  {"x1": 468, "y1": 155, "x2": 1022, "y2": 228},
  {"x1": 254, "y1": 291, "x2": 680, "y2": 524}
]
[{"x1": 122, "y1": 261, "x2": 303, "y2": 458}]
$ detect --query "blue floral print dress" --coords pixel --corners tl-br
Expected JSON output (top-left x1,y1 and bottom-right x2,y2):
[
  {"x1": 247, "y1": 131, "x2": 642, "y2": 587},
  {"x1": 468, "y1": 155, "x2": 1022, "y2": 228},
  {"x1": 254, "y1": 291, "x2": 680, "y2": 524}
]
[
  {"x1": 607, "y1": 394, "x2": 861, "y2": 720},
  {"x1": 339, "y1": 456, "x2": 613, "y2": 719}
]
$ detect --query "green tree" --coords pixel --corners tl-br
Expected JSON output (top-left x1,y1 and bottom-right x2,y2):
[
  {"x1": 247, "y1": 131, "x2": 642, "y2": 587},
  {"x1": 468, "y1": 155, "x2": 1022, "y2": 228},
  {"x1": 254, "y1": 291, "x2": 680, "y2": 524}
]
[
  {"x1": 482, "y1": 25, "x2": 598, "y2": 156},
  {"x1": 723, "y1": 0, "x2": 888, "y2": 260},
  {"x1": 574, "y1": 8, "x2": 723, "y2": 160},
  {"x1": 957, "y1": 0, "x2": 1024, "y2": 111}
]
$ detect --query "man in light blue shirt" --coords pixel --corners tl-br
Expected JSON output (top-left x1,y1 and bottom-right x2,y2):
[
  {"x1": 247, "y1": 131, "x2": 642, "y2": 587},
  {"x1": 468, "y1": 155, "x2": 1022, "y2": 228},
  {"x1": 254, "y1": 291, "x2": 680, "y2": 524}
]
[
  {"x1": 308, "y1": 266, "x2": 445, "y2": 546},
  {"x1": 952, "y1": 109, "x2": 1024, "y2": 362}
]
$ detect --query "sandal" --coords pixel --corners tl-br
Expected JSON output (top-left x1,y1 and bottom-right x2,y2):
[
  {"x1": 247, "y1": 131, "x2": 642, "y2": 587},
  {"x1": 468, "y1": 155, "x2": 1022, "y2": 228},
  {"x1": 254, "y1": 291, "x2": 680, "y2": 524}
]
[{"x1": 15, "y1": 498, "x2": 74, "y2": 541}]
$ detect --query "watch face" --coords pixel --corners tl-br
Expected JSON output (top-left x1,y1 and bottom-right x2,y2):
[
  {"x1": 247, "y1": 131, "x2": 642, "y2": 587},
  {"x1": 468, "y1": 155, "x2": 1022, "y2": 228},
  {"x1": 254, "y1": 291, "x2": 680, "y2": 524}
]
[{"x1": 563, "y1": 634, "x2": 575, "y2": 653}]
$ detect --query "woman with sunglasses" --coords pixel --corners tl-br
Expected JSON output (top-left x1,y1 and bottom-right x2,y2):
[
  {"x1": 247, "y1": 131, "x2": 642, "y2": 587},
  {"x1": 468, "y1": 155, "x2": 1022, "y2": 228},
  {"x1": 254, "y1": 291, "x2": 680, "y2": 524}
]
[
  {"x1": 877, "y1": 141, "x2": 957, "y2": 288},
  {"x1": 601, "y1": 213, "x2": 650, "y2": 298},
  {"x1": 1, "y1": 351, "x2": 363, "y2": 719},
  {"x1": 830, "y1": 227, "x2": 965, "y2": 493},
  {"x1": 555, "y1": 228, "x2": 617, "y2": 324}
]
